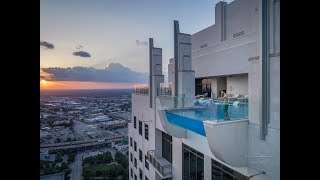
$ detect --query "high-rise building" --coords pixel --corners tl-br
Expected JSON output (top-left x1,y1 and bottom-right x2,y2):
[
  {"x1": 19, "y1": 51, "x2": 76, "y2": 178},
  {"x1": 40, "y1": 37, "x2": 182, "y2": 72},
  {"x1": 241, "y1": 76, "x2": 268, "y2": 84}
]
[{"x1": 129, "y1": 0, "x2": 280, "y2": 179}]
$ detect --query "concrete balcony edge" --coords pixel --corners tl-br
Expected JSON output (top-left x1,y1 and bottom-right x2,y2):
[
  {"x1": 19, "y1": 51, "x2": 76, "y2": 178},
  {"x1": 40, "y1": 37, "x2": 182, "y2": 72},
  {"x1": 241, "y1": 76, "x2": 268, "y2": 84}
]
[
  {"x1": 203, "y1": 119, "x2": 249, "y2": 167},
  {"x1": 157, "y1": 110, "x2": 187, "y2": 138}
]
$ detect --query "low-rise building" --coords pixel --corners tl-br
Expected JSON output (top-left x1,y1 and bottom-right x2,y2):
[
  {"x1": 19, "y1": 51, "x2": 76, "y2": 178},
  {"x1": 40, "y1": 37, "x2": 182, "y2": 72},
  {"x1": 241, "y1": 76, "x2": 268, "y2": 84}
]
[
  {"x1": 84, "y1": 115, "x2": 110, "y2": 124},
  {"x1": 40, "y1": 172, "x2": 65, "y2": 180},
  {"x1": 101, "y1": 120, "x2": 127, "y2": 130}
]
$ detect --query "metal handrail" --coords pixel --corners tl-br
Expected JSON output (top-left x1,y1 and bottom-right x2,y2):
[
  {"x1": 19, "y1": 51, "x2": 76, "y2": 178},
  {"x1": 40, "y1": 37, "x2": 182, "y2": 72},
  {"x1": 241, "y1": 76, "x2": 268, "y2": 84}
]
[{"x1": 147, "y1": 150, "x2": 172, "y2": 176}]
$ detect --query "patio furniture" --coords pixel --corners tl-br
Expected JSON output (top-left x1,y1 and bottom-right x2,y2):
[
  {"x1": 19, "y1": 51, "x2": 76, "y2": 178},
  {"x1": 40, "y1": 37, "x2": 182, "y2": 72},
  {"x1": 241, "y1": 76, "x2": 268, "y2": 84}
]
[{"x1": 237, "y1": 95, "x2": 248, "y2": 102}]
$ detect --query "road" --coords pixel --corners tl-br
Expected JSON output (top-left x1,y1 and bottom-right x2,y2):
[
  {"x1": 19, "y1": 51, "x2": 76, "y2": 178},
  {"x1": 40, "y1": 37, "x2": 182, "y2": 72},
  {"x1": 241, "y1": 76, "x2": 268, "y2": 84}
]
[{"x1": 70, "y1": 151, "x2": 84, "y2": 180}]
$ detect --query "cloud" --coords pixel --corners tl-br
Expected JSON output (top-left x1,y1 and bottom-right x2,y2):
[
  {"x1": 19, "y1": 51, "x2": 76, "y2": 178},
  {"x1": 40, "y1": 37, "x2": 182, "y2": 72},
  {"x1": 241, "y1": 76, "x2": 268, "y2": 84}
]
[
  {"x1": 136, "y1": 40, "x2": 148, "y2": 46},
  {"x1": 40, "y1": 41, "x2": 54, "y2": 49},
  {"x1": 41, "y1": 63, "x2": 148, "y2": 83},
  {"x1": 73, "y1": 50, "x2": 91, "y2": 58},
  {"x1": 75, "y1": 45, "x2": 83, "y2": 50}
]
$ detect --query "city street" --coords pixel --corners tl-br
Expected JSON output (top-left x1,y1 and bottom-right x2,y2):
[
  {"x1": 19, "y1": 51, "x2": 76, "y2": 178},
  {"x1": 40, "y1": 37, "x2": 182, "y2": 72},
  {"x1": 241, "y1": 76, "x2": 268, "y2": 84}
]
[{"x1": 70, "y1": 152, "x2": 83, "y2": 180}]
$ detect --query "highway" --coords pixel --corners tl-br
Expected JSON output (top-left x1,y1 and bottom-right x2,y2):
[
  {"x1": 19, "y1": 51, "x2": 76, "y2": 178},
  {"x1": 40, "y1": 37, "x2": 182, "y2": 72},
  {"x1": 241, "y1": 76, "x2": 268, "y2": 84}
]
[
  {"x1": 41, "y1": 136, "x2": 125, "y2": 151},
  {"x1": 40, "y1": 134, "x2": 126, "y2": 148}
]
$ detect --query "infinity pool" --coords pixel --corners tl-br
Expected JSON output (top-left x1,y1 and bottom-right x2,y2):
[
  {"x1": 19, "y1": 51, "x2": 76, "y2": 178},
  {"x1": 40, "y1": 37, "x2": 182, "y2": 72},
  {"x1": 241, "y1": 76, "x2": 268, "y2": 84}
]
[{"x1": 165, "y1": 101, "x2": 248, "y2": 136}]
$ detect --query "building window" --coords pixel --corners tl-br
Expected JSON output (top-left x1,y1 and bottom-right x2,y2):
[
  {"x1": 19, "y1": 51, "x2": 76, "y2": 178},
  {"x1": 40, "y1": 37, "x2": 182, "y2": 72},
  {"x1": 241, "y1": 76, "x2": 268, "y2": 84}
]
[
  {"x1": 139, "y1": 121, "x2": 142, "y2": 135},
  {"x1": 130, "y1": 137, "x2": 133, "y2": 147},
  {"x1": 130, "y1": 152, "x2": 133, "y2": 162},
  {"x1": 134, "y1": 141, "x2": 137, "y2": 151},
  {"x1": 130, "y1": 168, "x2": 133, "y2": 178},
  {"x1": 182, "y1": 143, "x2": 204, "y2": 180},
  {"x1": 134, "y1": 174, "x2": 137, "y2": 180},
  {"x1": 139, "y1": 149, "x2": 143, "y2": 162},
  {"x1": 134, "y1": 158, "x2": 137, "y2": 168},
  {"x1": 145, "y1": 155, "x2": 149, "y2": 170},
  {"x1": 211, "y1": 158, "x2": 248, "y2": 180},
  {"x1": 145, "y1": 176, "x2": 149, "y2": 180},
  {"x1": 139, "y1": 168, "x2": 143, "y2": 180},
  {"x1": 162, "y1": 131, "x2": 172, "y2": 163},
  {"x1": 134, "y1": 116, "x2": 137, "y2": 128},
  {"x1": 144, "y1": 124, "x2": 149, "y2": 140}
]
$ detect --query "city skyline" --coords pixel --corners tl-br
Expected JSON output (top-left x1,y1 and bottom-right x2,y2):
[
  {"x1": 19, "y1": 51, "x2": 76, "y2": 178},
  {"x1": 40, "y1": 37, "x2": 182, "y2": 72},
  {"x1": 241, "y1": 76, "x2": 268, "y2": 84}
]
[{"x1": 40, "y1": 0, "x2": 234, "y2": 90}]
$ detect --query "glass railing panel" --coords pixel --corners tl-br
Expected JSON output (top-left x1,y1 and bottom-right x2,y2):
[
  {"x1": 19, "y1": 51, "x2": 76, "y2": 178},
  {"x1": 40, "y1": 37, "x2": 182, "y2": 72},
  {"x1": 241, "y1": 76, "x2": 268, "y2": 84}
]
[
  {"x1": 159, "y1": 95, "x2": 249, "y2": 122},
  {"x1": 147, "y1": 150, "x2": 172, "y2": 177},
  {"x1": 160, "y1": 82, "x2": 173, "y2": 96},
  {"x1": 133, "y1": 83, "x2": 149, "y2": 95}
]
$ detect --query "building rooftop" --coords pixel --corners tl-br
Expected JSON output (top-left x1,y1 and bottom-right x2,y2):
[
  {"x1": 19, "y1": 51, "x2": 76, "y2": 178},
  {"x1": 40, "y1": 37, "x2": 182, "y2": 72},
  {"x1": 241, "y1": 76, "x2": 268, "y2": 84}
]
[{"x1": 40, "y1": 172, "x2": 64, "y2": 180}]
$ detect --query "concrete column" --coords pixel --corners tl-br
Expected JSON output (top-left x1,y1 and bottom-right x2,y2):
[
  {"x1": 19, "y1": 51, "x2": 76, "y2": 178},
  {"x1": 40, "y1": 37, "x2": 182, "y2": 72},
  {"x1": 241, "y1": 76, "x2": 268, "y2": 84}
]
[
  {"x1": 204, "y1": 155, "x2": 212, "y2": 180},
  {"x1": 274, "y1": 0, "x2": 280, "y2": 53},
  {"x1": 173, "y1": 21, "x2": 195, "y2": 100},
  {"x1": 171, "y1": 138, "x2": 182, "y2": 180},
  {"x1": 168, "y1": 58, "x2": 175, "y2": 83},
  {"x1": 149, "y1": 38, "x2": 164, "y2": 108},
  {"x1": 155, "y1": 129, "x2": 162, "y2": 157},
  {"x1": 215, "y1": 1, "x2": 227, "y2": 41}
]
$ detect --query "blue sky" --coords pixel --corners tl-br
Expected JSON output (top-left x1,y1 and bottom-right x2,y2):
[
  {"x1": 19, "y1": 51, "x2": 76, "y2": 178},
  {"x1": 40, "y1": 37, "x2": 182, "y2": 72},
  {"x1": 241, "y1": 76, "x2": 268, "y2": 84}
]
[{"x1": 41, "y1": 0, "x2": 234, "y2": 74}]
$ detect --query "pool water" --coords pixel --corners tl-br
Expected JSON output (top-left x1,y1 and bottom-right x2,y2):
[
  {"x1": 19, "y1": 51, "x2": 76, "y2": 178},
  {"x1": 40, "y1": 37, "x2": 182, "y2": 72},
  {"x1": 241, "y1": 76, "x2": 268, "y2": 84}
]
[
  {"x1": 165, "y1": 102, "x2": 248, "y2": 136},
  {"x1": 173, "y1": 103, "x2": 248, "y2": 121},
  {"x1": 166, "y1": 111, "x2": 207, "y2": 136}
]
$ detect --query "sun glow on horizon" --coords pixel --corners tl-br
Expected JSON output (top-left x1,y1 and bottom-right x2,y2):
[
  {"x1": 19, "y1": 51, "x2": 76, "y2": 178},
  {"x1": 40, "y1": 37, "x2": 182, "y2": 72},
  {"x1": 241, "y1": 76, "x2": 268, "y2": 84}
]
[{"x1": 40, "y1": 81, "x2": 135, "y2": 90}]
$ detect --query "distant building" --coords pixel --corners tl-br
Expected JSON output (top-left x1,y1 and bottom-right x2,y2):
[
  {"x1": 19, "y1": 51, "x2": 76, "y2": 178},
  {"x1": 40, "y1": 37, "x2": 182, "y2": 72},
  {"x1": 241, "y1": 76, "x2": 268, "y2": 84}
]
[
  {"x1": 40, "y1": 172, "x2": 64, "y2": 180},
  {"x1": 40, "y1": 149, "x2": 55, "y2": 162},
  {"x1": 40, "y1": 130, "x2": 52, "y2": 139},
  {"x1": 52, "y1": 120, "x2": 70, "y2": 126},
  {"x1": 101, "y1": 120, "x2": 127, "y2": 130},
  {"x1": 84, "y1": 115, "x2": 110, "y2": 124},
  {"x1": 113, "y1": 143, "x2": 128, "y2": 151}
]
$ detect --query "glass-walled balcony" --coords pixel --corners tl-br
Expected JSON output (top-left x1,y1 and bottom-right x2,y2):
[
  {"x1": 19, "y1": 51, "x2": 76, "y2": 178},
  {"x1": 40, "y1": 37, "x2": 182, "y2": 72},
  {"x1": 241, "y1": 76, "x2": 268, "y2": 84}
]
[{"x1": 133, "y1": 83, "x2": 149, "y2": 95}]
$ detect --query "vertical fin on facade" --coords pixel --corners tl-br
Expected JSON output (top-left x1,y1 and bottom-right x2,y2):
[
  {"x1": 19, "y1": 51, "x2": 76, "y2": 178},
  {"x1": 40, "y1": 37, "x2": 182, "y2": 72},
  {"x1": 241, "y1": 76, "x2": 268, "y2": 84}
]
[
  {"x1": 174, "y1": 20, "x2": 179, "y2": 97},
  {"x1": 149, "y1": 38, "x2": 153, "y2": 108}
]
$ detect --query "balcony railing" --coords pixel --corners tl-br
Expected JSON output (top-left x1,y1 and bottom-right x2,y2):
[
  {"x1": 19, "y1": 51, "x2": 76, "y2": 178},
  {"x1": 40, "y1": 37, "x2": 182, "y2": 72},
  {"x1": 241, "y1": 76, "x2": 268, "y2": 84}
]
[
  {"x1": 133, "y1": 83, "x2": 149, "y2": 95},
  {"x1": 160, "y1": 82, "x2": 173, "y2": 96},
  {"x1": 147, "y1": 150, "x2": 172, "y2": 177},
  {"x1": 158, "y1": 95, "x2": 248, "y2": 122}
]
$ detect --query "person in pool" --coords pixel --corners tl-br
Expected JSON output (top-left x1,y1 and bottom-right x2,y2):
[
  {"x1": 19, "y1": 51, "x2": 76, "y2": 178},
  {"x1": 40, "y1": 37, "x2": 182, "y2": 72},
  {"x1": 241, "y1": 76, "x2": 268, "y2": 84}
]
[{"x1": 222, "y1": 90, "x2": 230, "y2": 120}]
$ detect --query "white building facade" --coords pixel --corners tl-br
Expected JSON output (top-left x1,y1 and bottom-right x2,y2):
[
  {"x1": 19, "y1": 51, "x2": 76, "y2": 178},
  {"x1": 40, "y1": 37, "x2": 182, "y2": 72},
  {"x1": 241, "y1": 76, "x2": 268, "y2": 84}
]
[{"x1": 128, "y1": 0, "x2": 280, "y2": 179}]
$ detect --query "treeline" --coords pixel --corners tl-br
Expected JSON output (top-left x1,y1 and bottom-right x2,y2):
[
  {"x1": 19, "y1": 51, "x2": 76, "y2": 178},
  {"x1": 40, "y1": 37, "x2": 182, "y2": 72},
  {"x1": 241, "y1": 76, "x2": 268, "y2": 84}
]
[{"x1": 82, "y1": 151, "x2": 128, "y2": 179}]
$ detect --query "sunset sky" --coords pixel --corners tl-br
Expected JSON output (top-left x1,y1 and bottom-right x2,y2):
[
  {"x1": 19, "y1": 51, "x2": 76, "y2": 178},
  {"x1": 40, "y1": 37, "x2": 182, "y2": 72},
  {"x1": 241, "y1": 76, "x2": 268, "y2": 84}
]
[{"x1": 40, "y1": 0, "x2": 234, "y2": 90}]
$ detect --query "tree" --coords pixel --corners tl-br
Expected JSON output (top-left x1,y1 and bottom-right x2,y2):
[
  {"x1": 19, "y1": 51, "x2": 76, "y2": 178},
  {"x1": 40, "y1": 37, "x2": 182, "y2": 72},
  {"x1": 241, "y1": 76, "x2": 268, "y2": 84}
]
[
  {"x1": 60, "y1": 162, "x2": 72, "y2": 177},
  {"x1": 67, "y1": 153, "x2": 75, "y2": 164},
  {"x1": 56, "y1": 138, "x2": 61, "y2": 143},
  {"x1": 82, "y1": 156, "x2": 95, "y2": 166},
  {"x1": 82, "y1": 168, "x2": 95, "y2": 177},
  {"x1": 55, "y1": 152, "x2": 63, "y2": 163},
  {"x1": 44, "y1": 166, "x2": 56, "y2": 175},
  {"x1": 115, "y1": 152, "x2": 128, "y2": 168},
  {"x1": 102, "y1": 151, "x2": 113, "y2": 164},
  {"x1": 60, "y1": 162, "x2": 69, "y2": 171},
  {"x1": 106, "y1": 165, "x2": 124, "y2": 177}
]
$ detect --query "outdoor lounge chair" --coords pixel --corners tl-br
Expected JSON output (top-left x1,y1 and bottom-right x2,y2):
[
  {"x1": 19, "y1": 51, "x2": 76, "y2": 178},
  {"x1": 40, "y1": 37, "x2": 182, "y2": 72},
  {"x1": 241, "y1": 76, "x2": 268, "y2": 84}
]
[
  {"x1": 237, "y1": 94, "x2": 248, "y2": 102},
  {"x1": 228, "y1": 94, "x2": 240, "y2": 101}
]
